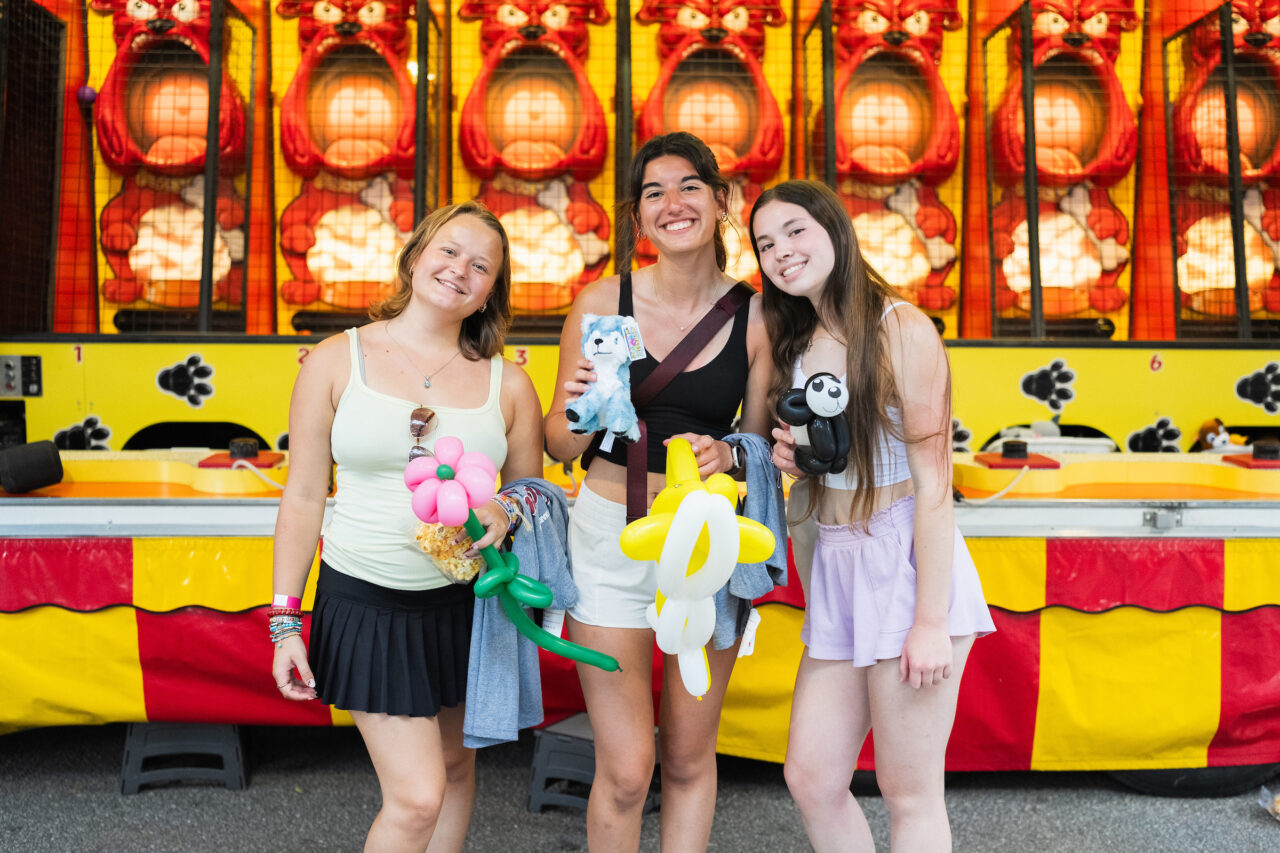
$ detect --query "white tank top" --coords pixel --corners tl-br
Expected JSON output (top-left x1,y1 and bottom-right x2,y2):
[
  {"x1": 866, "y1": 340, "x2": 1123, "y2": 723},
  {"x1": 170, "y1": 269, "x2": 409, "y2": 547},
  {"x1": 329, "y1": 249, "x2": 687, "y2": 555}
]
[
  {"x1": 322, "y1": 327, "x2": 508, "y2": 590},
  {"x1": 792, "y1": 301, "x2": 911, "y2": 491}
]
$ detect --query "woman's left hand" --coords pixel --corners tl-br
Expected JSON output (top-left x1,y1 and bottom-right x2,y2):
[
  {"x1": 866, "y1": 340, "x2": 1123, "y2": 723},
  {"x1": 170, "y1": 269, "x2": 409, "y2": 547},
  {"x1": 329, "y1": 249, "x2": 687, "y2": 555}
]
[
  {"x1": 460, "y1": 500, "x2": 510, "y2": 557},
  {"x1": 666, "y1": 433, "x2": 734, "y2": 479},
  {"x1": 898, "y1": 623, "x2": 953, "y2": 688}
]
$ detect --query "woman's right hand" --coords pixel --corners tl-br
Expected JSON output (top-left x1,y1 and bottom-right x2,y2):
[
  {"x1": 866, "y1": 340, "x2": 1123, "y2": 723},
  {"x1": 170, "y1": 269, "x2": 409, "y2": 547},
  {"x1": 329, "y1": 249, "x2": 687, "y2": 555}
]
[
  {"x1": 562, "y1": 357, "x2": 596, "y2": 402},
  {"x1": 272, "y1": 636, "x2": 317, "y2": 702},
  {"x1": 771, "y1": 423, "x2": 802, "y2": 477}
]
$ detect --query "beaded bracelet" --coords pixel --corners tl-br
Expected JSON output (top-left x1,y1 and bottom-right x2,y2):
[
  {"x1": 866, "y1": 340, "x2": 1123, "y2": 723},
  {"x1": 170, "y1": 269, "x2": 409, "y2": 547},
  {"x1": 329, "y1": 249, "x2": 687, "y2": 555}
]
[
  {"x1": 268, "y1": 615, "x2": 303, "y2": 647},
  {"x1": 267, "y1": 606, "x2": 303, "y2": 618},
  {"x1": 269, "y1": 620, "x2": 302, "y2": 637},
  {"x1": 489, "y1": 492, "x2": 523, "y2": 536}
]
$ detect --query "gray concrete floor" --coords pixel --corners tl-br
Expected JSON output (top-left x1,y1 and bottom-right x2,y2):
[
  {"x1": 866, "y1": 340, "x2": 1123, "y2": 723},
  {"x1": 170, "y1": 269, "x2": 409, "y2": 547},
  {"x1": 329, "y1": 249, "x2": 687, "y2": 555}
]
[{"x1": 1, "y1": 723, "x2": 1277, "y2": 852}]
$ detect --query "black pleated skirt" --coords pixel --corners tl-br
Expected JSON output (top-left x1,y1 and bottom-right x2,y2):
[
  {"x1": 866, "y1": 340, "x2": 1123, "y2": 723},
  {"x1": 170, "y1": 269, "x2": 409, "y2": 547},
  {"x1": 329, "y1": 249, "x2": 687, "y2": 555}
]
[{"x1": 308, "y1": 561, "x2": 474, "y2": 717}]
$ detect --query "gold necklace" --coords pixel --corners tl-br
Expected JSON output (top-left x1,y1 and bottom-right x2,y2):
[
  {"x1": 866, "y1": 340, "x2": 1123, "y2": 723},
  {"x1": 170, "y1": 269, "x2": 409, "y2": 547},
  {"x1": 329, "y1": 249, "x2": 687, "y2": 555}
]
[
  {"x1": 384, "y1": 322, "x2": 463, "y2": 390},
  {"x1": 651, "y1": 282, "x2": 719, "y2": 332}
]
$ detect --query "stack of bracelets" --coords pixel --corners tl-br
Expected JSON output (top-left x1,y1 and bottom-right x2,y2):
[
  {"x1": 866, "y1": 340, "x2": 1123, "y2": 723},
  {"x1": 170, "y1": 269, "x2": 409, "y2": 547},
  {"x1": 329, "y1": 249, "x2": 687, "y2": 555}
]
[
  {"x1": 490, "y1": 491, "x2": 523, "y2": 537},
  {"x1": 268, "y1": 603, "x2": 303, "y2": 647}
]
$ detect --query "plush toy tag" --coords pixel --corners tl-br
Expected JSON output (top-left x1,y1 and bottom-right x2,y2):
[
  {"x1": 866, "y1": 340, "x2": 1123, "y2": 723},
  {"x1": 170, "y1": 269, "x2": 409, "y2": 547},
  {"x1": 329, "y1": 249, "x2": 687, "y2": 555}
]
[
  {"x1": 541, "y1": 608, "x2": 566, "y2": 639},
  {"x1": 621, "y1": 316, "x2": 646, "y2": 361},
  {"x1": 737, "y1": 607, "x2": 762, "y2": 657}
]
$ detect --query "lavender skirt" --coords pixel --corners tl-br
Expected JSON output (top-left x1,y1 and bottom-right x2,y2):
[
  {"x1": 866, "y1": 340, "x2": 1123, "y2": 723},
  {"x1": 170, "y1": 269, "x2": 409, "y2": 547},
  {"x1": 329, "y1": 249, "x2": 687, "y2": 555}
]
[{"x1": 801, "y1": 495, "x2": 995, "y2": 667}]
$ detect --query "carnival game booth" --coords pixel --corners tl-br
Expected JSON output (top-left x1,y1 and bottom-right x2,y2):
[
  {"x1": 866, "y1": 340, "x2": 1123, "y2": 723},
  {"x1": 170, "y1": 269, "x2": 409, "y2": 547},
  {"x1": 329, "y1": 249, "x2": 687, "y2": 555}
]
[
  {"x1": 4, "y1": 0, "x2": 1280, "y2": 796},
  {"x1": 2, "y1": 0, "x2": 1278, "y2": 342},
  {"x1": 3, "y1": 342, "x2": 1280, "y2": 795}
]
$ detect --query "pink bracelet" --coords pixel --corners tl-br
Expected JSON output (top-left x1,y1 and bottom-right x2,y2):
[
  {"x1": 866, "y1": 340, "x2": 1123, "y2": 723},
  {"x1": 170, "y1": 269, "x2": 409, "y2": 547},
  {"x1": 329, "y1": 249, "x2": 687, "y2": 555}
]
[{"x1": 273, "y1": 594, "x2": 302, "y2": 609}]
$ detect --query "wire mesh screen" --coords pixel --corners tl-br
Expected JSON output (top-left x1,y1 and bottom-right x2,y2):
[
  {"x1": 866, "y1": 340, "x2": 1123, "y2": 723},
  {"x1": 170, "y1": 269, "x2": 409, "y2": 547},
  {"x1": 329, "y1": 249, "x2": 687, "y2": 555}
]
[
  {"x1": 86, "y1": 0, "x2": 255, "y2": 334},
  {"x1": 799, "y1": 2, "x2": 833, "y2": 184},
  {"x1": 983, "y1": 2, "x2": 1140, "y2": 340},
  {"x1": 273, "y1": 0, "x2": 430, "y2": 335},
  {"x1": 800, "y1": 0, "x2": 967, "y2": 337},
  {"x1": 1163, "y1": 3, "x2": 1280, "y2": 339},
  {"x1": 419, "y1": 3, "x2": 442, "y2": 218},
  {"x1": 629, "y1": 0, "x2": 790, "y2": 287},
  {"x1": 0, "y1": 0, "x2": 65, "y2": 334},
  {"x1": 451, "y1": 0, "x2": 615, "y2": 322}
]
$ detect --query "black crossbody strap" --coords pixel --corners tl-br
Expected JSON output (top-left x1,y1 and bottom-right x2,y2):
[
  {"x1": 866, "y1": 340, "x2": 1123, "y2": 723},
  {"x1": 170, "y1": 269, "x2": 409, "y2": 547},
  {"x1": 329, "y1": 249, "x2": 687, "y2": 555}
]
[{"x1": 625, "y1": 281, "x2": 753, "y2": 521}]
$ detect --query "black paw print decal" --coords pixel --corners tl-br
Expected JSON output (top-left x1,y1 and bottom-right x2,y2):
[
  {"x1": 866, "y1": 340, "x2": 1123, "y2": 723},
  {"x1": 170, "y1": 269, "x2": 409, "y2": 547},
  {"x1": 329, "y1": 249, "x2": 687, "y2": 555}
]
[
  {"x1": 952, "y1": 418, "x2": 971, "y2": 452},
  {"x1": 54, "y1": 416, "x2": 111, "y2": 450},
  {"x1": 1021, "y1": 360, "x2": 1075, "y2": 412},
  {"x1": 1128, "y1": 418, "x2": 1182, "y2": 453},
  {"x1": 158, "y1": 355, "x2": 214, "y2": 407},
  {"x1": 1236, "y1": 362, "x2": 1280, "y2": 414}
]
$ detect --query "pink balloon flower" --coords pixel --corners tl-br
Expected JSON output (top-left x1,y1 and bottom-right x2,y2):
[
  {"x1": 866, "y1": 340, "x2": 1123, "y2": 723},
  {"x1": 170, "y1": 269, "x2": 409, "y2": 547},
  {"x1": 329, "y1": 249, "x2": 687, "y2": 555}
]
[{"x1": 404, "y1": 436, "x2": 498, "y2": 527}]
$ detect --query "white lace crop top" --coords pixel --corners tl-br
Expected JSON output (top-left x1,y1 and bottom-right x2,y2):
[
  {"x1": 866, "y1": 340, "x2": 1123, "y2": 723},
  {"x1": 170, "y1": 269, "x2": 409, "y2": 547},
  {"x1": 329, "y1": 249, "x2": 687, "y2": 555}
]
[{"x1": 793, "y1": 301, "x2": 911, "y2": 490}]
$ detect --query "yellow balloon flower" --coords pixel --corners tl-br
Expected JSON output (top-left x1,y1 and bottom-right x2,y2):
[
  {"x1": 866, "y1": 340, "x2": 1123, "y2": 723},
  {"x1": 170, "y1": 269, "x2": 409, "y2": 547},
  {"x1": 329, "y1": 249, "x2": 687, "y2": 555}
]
[{"x1": 619, "y1": 438, "x2": 775, "y2": 697}]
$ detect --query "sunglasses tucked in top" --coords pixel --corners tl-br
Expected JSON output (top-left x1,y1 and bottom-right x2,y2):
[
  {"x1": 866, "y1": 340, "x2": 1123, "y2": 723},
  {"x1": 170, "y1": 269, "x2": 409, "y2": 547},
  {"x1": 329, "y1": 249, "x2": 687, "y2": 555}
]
[{"x1": 409, "y1": 406, "x2": 436, "y2": 461}]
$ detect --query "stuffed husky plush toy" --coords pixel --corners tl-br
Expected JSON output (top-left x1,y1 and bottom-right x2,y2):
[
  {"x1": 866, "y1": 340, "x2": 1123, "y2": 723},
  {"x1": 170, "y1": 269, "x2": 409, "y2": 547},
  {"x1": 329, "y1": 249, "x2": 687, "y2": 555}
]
[{"x1": 565, "y1": 313, "x2": 640, "y2": 443}]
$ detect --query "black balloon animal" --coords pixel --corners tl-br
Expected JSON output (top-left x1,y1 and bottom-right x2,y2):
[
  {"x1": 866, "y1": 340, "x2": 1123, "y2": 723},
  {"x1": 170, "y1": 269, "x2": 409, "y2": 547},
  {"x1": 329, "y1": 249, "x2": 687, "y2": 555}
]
[{"x1": 776, "y1": 372, "x2": 851, "y2": 475}]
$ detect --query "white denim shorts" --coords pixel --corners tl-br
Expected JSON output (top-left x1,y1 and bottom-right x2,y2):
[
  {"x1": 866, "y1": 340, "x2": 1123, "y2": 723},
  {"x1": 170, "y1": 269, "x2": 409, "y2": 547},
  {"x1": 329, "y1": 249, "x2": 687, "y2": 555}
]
[{"x1": 567, "y1": 481, "x2": 657, "y2": 629}]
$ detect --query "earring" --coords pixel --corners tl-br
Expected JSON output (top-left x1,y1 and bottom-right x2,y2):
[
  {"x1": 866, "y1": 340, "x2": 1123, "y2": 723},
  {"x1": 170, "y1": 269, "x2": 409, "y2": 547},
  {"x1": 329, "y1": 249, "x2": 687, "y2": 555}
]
[
  {"x1": 479, "y1": 301, "x2": 488, "y2": 314},
  {"x1": 636, "y1": 229, "x2": 645, "y2": 240},
  {"x1": 720, "y1": 211, "x2": 728, "y2": 222}
]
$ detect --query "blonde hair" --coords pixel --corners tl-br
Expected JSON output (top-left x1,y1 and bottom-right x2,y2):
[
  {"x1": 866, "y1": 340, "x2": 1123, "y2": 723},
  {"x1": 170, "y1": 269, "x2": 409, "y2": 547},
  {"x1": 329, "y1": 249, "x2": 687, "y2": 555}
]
[{"x1": 371, "y1": 200, "x2": 512, "y2": 360}]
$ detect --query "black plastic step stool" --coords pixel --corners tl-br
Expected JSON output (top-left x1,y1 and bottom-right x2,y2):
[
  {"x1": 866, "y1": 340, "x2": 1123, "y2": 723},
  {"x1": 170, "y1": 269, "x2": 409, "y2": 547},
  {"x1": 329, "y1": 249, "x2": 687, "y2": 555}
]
[
  {"x1": 527, "y1": 712, "x2": 659, "y2": 814},
  {"x1": 120, "y1": 722, "x2": 246, "y2": 794}
]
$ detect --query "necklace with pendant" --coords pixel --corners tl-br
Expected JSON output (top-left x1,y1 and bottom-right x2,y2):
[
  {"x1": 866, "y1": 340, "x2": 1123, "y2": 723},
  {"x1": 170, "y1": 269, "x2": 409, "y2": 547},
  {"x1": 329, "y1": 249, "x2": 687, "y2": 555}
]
[{"x1": 385, "y1": 322, "x2": 463, "y2": 389}]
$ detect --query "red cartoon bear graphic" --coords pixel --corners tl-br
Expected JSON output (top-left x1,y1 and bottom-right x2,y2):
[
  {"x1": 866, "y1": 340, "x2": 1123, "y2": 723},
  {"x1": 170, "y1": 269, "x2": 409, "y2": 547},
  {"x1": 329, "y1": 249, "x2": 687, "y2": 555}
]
[
  {"x1": 818, "y1": 0, "x2": 963, "y2": 311},
  {"x1": 91, "y1": 0, "x2": 248, "y2": 308},
  {"x1": 1171, "y1": 0, "x2": 1280, "y2": 316},
  {"x1": 634, "y1": 0, "x2": 787, "y2": 283},
  {"x1": 276, "y1": 0, "x2": 418, "y2": 310},
  {"x1": 458, "y1": 0, "x2": 612, "y2": 313},
  {"x1": 989, "y1": 0, "x2": 1139, "y2": 317}
]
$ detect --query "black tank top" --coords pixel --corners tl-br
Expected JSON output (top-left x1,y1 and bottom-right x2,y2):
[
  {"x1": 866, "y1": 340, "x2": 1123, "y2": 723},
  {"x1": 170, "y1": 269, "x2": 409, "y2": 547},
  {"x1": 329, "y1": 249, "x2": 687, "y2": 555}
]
[{"x1": 582, "y1": 271, "x2": 751, "y2": 473}]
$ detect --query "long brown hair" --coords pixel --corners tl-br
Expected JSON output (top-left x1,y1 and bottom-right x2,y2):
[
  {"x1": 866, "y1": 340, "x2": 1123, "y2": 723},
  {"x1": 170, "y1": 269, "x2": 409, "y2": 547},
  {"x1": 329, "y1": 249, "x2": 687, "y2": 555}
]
[
  {"x1": 616, "y1": 132, "x2": 730, "y2": 271},
  {"x1": 372, "y1": 200, "x2": 512, "y2": 360},
  {"x1": 751, "y1": 179, "x2": 947, "y2": 524}
]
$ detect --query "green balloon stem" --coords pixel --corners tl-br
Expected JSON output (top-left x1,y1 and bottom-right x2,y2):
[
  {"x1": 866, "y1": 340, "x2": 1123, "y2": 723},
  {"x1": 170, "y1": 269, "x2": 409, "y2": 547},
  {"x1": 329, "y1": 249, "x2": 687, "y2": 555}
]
[
  {"x1": 497, "y1": 590, "x2": 621, "y2": 673},
  {"x1": 463, "y1": 508, "x2": 620, "y2": 673}
]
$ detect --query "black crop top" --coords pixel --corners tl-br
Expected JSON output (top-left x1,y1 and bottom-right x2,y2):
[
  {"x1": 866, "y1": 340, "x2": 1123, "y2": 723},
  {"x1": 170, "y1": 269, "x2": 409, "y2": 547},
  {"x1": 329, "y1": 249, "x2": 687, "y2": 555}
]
[{"x1": 582, "y1": 271, "x2": 751, "y2": 472}]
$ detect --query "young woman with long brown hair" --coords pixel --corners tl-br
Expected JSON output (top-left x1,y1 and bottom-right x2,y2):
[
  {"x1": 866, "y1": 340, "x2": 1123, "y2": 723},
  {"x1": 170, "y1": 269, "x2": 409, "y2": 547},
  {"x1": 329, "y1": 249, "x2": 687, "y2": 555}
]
[
  {"x1": 751, "y1": 179, "x2": 994, "y2": 852},
  {"x1": 544, "y1": 132, "x2": 775, "y2": 852}
]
